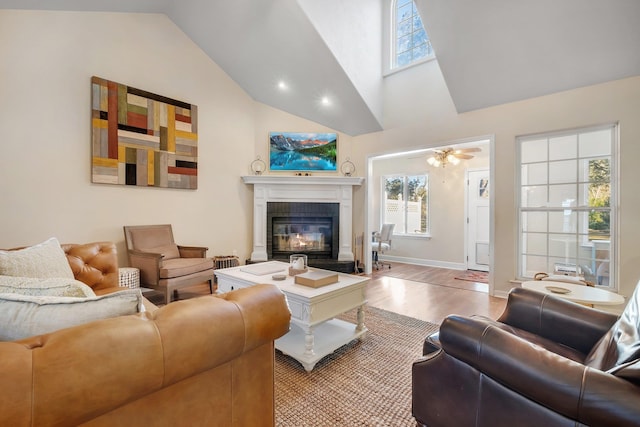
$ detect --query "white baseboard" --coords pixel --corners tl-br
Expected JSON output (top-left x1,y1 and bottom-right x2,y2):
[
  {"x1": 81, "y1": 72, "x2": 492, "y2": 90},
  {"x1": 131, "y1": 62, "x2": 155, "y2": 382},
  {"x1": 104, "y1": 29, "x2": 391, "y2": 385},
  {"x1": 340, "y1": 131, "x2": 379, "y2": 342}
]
[
  {"x1": 492, "y1": 289, "x2": 510, "y2": 299},
  {"x1": 378, "y1": 255, "x2": 466, "y2": 271}
]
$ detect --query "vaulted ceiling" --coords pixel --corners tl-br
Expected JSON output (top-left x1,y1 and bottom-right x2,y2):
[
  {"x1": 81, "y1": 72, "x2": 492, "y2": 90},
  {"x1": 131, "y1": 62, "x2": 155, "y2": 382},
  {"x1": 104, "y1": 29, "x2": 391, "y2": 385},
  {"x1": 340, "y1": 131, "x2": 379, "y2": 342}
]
[
  {"x1": 2, "y1": 0, "x2": 639, "y2": 136},
  {"x1": 418, "y1": 0, "x2": 640, "y2": 114}
]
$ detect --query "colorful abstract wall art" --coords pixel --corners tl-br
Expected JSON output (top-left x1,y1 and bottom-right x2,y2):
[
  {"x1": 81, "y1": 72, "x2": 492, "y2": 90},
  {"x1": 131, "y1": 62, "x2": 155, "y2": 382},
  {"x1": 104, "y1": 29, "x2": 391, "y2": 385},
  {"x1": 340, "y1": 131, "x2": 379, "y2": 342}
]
[{"x1": 91, "y1": 76, "x2": 198, "y2": 189}]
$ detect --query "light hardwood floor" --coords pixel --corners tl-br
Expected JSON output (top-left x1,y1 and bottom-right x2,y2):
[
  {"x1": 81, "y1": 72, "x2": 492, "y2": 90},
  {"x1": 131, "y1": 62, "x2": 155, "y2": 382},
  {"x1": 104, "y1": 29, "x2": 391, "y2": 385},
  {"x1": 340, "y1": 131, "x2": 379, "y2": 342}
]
[
  {"x1": 149, "y1": 262, "x2": 507, "y2": 325},
  {"x1": 367, "y1": 262, "x2": 506, "y2": 324}
]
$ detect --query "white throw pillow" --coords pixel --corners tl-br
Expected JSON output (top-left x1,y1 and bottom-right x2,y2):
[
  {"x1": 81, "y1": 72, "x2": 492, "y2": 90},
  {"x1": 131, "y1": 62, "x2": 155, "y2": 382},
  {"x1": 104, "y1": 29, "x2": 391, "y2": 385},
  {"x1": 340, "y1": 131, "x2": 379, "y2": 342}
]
[
  {"x1": 0, "y1": 276, "x2": 96, "y2": 298},
  {"x1": 0, "y1": 237, "x2": 74, "y2": 279},
  {"x1": 0, "y1": 289, "x2": 142, "y2": 341}
]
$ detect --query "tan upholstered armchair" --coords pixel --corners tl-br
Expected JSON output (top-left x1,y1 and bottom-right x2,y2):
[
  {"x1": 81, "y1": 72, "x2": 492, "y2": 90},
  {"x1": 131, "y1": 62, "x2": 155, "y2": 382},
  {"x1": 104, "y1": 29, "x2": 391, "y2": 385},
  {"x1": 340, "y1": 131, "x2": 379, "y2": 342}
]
[{"x1": 123, "y1": 225, "x2": 214, "y2": 304}]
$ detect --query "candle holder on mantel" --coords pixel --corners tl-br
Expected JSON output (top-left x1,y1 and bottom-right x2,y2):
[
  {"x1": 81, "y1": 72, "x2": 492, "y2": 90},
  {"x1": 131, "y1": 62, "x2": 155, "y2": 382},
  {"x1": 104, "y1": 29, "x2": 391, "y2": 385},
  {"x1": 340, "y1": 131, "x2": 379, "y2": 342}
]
[
  {"x1": 340, "y1": 157, "x2": 356, "y2": 176},
  {"x1": 250, "y1": 156, "x2": 266, "y2": 175},
  {"x1": 289, "y1": 254, "x2": 308, "y2": 276}
]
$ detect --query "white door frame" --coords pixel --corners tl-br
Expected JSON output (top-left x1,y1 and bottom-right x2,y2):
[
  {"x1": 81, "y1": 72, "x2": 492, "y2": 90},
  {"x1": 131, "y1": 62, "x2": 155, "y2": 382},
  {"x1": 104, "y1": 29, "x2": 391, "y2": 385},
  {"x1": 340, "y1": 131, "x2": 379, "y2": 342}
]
[
  {"x1": 365, "y1": 135, "x2": 495, "y2": 296},
  {"x1": 465, "y1": 168, "x2": 491, "y2": 272}
]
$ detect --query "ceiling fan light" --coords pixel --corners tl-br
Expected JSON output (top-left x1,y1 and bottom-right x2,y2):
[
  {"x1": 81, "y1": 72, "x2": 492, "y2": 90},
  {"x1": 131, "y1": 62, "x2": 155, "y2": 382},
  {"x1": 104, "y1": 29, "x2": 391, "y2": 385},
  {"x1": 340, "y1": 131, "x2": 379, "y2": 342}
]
[
  {"x1": 427, "y1": 156, "x2": 437, "y2": 166},
  {"x1": 447, "y1": 154, "x2": 460, "y2": 165}
]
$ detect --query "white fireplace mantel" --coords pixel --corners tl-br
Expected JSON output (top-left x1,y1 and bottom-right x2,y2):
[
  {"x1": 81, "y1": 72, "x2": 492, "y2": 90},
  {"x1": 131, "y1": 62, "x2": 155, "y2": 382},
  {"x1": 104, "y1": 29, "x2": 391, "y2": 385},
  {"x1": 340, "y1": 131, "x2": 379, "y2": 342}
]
[{"x1": 242, "y1": 175, "x2": 364, "y2": 262}]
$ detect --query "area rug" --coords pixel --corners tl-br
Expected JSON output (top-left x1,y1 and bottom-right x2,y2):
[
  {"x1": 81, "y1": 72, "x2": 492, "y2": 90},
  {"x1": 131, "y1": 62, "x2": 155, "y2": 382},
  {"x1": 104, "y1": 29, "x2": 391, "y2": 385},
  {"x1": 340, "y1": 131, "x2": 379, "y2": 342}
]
[
  {"x1": 454, "y1": 270, "x2": 489, "y2": 284},
  {"x1": 275, "y1": 306, "x2": 439, "y2": 427}
]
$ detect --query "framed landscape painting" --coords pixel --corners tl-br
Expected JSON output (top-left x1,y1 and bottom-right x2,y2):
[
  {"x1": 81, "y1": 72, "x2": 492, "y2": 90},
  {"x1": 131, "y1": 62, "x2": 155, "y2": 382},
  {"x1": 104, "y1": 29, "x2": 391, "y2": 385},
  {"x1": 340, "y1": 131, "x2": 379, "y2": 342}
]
[{"x1": 269, "y1": 132, "x2": 337, "y2": 172}]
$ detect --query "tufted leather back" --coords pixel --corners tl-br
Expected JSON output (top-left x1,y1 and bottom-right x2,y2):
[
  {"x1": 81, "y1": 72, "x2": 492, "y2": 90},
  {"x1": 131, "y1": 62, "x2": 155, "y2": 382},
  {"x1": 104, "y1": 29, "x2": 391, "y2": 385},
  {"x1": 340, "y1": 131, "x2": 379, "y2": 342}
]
[{"x1": 60, "y1": 242, "x2": 119, "y2": 292}]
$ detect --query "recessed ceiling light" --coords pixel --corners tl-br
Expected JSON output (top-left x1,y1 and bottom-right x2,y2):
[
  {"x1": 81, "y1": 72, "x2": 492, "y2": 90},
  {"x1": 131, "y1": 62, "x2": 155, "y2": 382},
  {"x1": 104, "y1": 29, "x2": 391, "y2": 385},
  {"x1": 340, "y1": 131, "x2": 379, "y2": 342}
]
[
  {"x1": 321, "y1": 96, "x2": 330, "y2": 106},
  {"x1": 277, "y1": 81, "x2": 288, "y2": 90}
]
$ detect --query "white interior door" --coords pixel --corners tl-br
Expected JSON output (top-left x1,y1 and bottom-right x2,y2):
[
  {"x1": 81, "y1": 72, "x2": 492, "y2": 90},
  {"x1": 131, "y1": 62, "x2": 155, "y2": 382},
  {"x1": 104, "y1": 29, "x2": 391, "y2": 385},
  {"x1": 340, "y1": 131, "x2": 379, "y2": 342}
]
[{"x1": 467, "y1": 169, "x2": 490, "y2": 271}]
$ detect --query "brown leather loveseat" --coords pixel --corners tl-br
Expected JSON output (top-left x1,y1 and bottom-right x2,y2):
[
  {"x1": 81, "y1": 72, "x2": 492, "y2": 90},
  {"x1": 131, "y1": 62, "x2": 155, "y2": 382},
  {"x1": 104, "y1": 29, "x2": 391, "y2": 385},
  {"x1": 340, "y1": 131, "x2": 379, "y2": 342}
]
[
  {"x1": 412, "y1": 286, "x2": 640, "y2": 427},
  {"x1": 0, "y1": 242, "x2": 291, "y2": 426}
]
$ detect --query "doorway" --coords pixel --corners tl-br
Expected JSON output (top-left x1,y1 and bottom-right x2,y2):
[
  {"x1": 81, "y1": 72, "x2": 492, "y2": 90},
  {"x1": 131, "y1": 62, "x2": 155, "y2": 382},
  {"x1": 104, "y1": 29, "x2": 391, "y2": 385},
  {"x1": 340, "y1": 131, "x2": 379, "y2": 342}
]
[
  {"x1": 466, "y1": 169, "x2": 490, "y2": 272},
  {"x1": 365, "y1": 137, "x2": 494, "y2": 283}
]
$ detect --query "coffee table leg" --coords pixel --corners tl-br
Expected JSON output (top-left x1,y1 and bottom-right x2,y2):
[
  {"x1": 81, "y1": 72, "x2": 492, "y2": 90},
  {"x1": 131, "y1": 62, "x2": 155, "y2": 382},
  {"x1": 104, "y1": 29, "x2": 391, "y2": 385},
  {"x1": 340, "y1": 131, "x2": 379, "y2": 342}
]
[
  {"x1": 304, "y1": 326, "x2": 315, "y2": 357},
  {"x1": 356, "y1": 305, "x2": 366, "y2": 334}
]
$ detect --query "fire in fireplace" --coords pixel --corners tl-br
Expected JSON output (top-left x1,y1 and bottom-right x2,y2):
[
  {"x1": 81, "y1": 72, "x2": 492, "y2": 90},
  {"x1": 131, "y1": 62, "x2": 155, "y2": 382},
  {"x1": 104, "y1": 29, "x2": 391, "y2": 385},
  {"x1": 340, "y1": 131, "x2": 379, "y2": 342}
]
[{"x1": 267, "y1": 202, "x2": 339, "y2": 260}]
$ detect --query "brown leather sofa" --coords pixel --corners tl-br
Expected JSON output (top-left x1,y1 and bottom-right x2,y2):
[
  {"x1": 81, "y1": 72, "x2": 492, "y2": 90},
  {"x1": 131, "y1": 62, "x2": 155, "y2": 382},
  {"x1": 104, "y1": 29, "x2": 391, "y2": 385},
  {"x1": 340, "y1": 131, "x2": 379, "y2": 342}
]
[
  {"x1": 60, "y1": 241, "x2": 124, "y2": 294},
  {"x1": 0, "y1": 242, "x2": 291, "y2": 426},
  {"x1": 412, "y1": 286, "x2": 640, "y2": 427}
]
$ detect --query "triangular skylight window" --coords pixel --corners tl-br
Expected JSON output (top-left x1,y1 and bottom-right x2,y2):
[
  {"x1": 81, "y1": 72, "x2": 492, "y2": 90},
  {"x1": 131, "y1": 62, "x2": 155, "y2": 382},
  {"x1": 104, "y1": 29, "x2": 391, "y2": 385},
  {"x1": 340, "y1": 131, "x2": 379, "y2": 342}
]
[{"x1": 394, "y1": 0, "x2": 434, "y2": 68}]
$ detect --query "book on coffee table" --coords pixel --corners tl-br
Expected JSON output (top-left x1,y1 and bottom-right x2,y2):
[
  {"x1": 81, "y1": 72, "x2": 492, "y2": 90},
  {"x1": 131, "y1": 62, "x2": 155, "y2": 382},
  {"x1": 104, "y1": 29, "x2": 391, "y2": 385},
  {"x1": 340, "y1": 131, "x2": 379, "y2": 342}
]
[
  {"x1": 239, "y1": 262, "x2": 286, "y2": 276},
  {"x1": 294, "y1": 270, "x2": 339, "y2": 288}
]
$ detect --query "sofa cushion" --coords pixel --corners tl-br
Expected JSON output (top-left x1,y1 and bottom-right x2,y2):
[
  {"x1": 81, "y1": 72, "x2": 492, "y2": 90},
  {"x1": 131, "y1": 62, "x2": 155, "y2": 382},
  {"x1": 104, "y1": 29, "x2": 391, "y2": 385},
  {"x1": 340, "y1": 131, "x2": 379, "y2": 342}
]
[
  {"x1": 0, "y1": 237, "x2": 74, "y2": 279},
  {"x1": 0, "y1": 289, "x2": 142, "y2": 341},
  {"x1": 0, "y1": 276, "x2": 96, "y2": 298},
  {"x1": 159, "y1": 257, "x2": 214, "y2": 279}
]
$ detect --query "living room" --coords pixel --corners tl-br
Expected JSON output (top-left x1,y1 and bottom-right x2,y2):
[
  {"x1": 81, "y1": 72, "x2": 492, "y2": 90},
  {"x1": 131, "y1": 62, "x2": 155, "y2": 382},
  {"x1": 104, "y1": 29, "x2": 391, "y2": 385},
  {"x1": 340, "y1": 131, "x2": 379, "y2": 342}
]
[
  {"x1": 1, "y1": 1, "x2": 640, "y2": 426},
  {"x1": 2, "y1": 3, "x2": 640, "y2": 299}
]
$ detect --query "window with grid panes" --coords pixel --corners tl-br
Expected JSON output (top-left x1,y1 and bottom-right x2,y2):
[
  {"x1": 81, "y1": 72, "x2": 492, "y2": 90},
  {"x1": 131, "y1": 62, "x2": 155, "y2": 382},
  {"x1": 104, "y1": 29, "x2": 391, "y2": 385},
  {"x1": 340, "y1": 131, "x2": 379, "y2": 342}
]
[
  {"x1": 517, "y1": 124, "x2": 617, "y2": 288},
  {"x1": 382, "y1": 174, "x2": 429, "y2": 235}
]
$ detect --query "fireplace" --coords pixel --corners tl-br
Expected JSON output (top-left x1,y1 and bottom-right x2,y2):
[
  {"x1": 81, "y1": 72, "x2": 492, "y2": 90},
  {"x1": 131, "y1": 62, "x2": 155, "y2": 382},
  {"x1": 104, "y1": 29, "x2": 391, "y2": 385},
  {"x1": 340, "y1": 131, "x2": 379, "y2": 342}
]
[
  {"x1": 267, "y1": 202, "x2": 339, "y2": 260},
  {"x1": 242, "y1": 175, "x2": 363, "y2": 269}
]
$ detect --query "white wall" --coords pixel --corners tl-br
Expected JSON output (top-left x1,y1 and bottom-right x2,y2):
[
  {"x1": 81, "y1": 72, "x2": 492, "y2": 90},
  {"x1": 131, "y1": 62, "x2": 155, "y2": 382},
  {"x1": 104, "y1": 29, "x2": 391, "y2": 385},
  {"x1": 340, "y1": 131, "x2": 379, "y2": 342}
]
[
  {"x1": 298, "y1": 0, "x2": 383, "y2": 126},
  {"x1": 0, "y1": 10, "x2": 346, "y2": 267},
  {"x1": 352, "y1": 58, "x2": 640, "y2": 298}
]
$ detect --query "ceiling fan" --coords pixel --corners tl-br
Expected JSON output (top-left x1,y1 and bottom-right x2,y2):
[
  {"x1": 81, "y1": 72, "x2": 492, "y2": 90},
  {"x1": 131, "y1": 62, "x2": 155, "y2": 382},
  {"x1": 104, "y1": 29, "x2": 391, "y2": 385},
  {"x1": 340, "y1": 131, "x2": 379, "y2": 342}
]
[{"x1": 426, "y1": 147, "x2": 481, "y2": 167}]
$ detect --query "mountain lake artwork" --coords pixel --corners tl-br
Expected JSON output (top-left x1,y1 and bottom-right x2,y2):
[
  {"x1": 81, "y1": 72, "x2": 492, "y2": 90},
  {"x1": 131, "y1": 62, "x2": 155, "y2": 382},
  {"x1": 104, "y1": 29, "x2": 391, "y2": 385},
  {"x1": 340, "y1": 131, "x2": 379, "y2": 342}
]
[{"x1": 269, "y1": 132, "x2": 337, "y2": 171}]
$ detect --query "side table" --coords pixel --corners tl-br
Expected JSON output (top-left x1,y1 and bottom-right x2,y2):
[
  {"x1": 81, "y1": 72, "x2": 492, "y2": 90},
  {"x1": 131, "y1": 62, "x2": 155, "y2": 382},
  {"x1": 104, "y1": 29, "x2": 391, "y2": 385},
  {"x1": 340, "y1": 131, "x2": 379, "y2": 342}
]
[
  {"x1": 118, "y1": 267, "x2": 140, "y2": 289},
  {"x1": 521, "y1": 280, "x2": 625, "y2": 307}
]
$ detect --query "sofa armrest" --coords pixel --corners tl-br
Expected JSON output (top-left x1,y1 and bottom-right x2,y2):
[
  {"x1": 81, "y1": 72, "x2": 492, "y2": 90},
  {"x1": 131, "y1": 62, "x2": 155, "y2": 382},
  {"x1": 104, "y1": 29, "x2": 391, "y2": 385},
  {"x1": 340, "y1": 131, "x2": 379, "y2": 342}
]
[
  {"x1": 218, "y1": 284, "x2": 291, "y2": 352},
  {"x1": 127, "y1": 249, "x2": 163, "y2": 286},
  {"x1": 440, "y1": 315, "x2": 640, "y2": 426},
  {"x1": 177, "y1": 245, "x2": 208, "y2": 258},
  {"x1": 128, "y1": 249, "x2": 164, "y2": 260},
  {"x1": 497, "y1": 287, "x2": 618, "y2": 354}
]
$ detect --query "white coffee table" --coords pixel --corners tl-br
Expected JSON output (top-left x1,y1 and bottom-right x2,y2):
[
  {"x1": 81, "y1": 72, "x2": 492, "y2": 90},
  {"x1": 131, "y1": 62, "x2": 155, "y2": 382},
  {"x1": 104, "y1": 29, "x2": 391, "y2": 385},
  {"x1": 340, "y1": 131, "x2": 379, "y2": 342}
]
[
  {"x1": 215, "y1": 261, "x2": 369, "y2": 371},
  {"x1": 521, "y1": 280, "x2": 625, "y2": 306}
]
